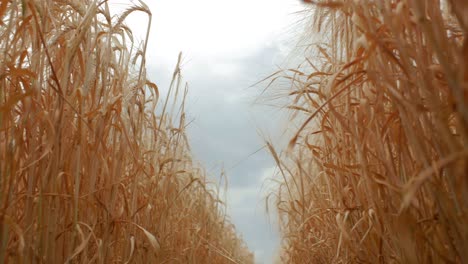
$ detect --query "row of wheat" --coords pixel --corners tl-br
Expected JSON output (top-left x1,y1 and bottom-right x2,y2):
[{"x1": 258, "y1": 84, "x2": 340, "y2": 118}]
[
  {"x1": 271, "y1": 0, "x2": 467, "y2": 263},
  {"x1": 0, "y1": 1, "x2": 252, "y2": 263}
]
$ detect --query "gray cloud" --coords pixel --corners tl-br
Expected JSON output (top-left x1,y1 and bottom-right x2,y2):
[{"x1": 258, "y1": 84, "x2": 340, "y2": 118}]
[{"x1": 146, "y1": 35, "x2": 291, "y2": 264}]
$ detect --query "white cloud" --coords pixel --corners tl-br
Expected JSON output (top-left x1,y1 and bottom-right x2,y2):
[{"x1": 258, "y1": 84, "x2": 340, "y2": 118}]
[
  {"x1": 227, "y1": 187, "x2": 257, "y2": 209},
  {"x1": 209, "y1": 61, "x2": 241, "y2": 77},
  {"x1": 111, "y1": 0, "x2": 302, "y2": 66},
  {"x1": 254, "y1": 250, "x2": 265, "y2": 264}
]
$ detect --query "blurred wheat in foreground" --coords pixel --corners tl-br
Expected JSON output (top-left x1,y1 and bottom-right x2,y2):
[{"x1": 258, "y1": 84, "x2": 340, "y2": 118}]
[
  {"x1": 0, "y1": 1, "x2": 252, "y2": 263},
  {"x1": 271, "y1": 0, "x2": 467, "y2": 263}
]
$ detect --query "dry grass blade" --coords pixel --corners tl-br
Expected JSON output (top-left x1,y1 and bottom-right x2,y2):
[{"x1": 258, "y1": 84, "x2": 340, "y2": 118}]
[
  {"x1": 131, "y1": 222, "x2": 161, "y2": 253},
  {"x1": 64, "y1": 225, "x2": 92, "y2": 264}
]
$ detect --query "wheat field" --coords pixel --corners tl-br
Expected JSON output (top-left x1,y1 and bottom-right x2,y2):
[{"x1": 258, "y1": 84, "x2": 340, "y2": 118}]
[
  {"x1": 270, "y1": 0, "x2": 468, "y2": 263},
  {"x1": 1, "y1": 0, "x2": 467, "y2": 263},
  {"x1": 0, "y1": 1, "x2": 252, "y2": 263}
]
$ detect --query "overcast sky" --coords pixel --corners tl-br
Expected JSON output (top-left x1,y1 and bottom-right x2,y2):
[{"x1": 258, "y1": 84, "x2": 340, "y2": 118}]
[{"x1": 116, "y1": 1, "x2": 306, "y2": 262}]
